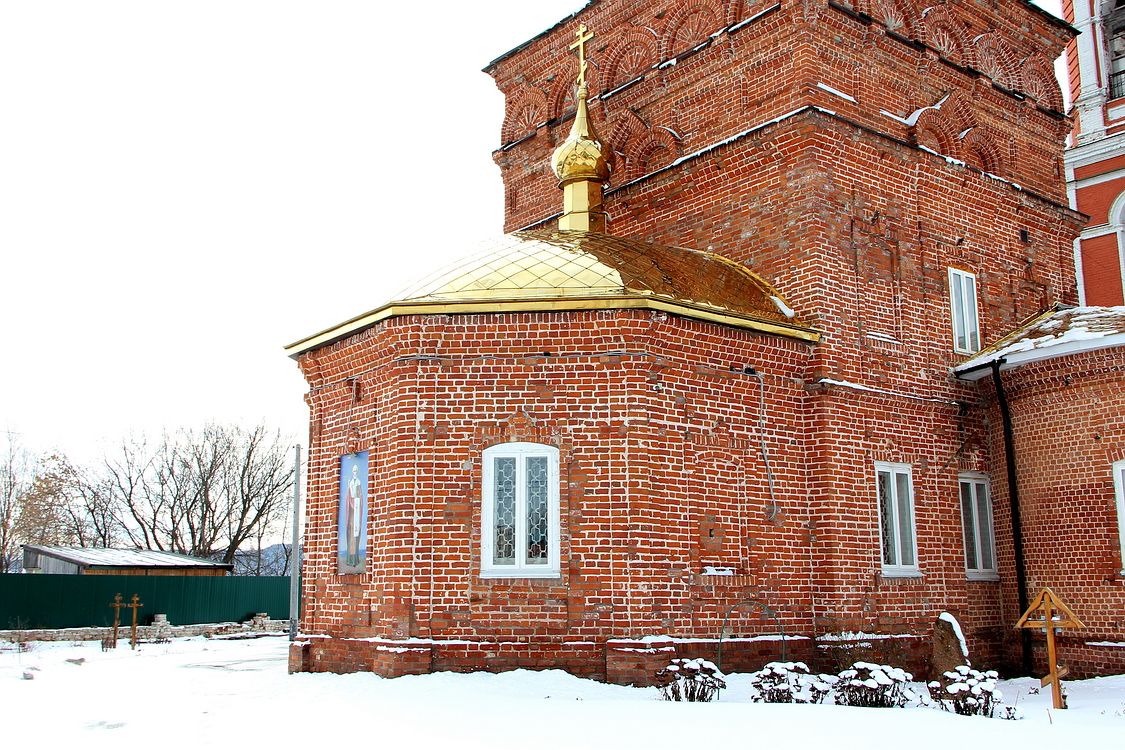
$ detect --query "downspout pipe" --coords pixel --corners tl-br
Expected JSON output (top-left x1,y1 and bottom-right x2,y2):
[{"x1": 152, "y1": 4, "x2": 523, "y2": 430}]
[{"x1": 990, "y1": 358, "x2": 1032, "y2": 675}]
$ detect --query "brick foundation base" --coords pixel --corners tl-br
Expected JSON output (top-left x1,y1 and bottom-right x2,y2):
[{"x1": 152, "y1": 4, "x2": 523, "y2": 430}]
[
  {"x1": 1031, "y1": 636, "x2": 1125, "y2": 679},
  {"x1": 289, "y1": 633, "x2": 936, "y2": 686}
]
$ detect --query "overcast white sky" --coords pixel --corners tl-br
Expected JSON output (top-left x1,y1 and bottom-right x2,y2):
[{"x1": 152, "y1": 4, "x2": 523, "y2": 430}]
[
  {"x1": 0, "y1": 1, "x2": 1066, "y2": 461},
  {"x1": 0, "y1": 1, "x2": 583, "y2": 459}
]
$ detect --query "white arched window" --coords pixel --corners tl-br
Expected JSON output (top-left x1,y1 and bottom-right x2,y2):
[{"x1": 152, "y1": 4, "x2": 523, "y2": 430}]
[{"x1": 481, "y1": 442, "x2": 560, "y2": 578}]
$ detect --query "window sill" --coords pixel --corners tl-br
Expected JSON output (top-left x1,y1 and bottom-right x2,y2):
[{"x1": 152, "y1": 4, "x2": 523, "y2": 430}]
[
  {"x1": 966, "y1": 571, "x2": 1000, "y2": 582},
  {"x1": 479, "y1": 569, "x2": 561, "y2": 580},
  {"x1": 880, "y1": 566, "x2": 923, "y2": 579}
]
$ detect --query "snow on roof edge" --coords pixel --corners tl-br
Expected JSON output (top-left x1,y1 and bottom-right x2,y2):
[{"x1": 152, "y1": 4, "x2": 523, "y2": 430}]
[{"x1": 954, "y1": 306, "x2": 1125, "y2": 381}]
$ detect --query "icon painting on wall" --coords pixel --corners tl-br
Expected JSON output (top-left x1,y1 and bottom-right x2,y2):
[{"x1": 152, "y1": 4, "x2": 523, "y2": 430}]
[{"x1": 337, "y1": 451, "x2": 369, "y2": 574}]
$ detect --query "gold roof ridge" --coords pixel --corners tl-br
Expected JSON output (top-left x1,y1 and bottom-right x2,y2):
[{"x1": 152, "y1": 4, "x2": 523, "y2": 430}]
[{"x1": 285, "y1": 231, "x2": 819, "y2": 358}]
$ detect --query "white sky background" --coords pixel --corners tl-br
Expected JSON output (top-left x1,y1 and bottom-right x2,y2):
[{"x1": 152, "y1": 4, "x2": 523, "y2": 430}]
[
  {"x1": 0, "y1": 0, "x2": 1067, "y2": 460},
  {"x1": 0, "y1": 1, "x2": 583, "y2": 459}
]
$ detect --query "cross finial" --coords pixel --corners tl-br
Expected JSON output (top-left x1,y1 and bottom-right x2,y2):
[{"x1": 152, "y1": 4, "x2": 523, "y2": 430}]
[{"x1": 569, "y1": 23, "x2": 594, "y2": 88}]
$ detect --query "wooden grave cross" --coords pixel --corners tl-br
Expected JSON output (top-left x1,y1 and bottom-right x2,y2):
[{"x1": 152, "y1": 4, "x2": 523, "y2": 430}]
[
  {"x1": 126, "y1": 594, "x2": 144, "y2": 650},
  {"x1": 1014, "y1": 587, "x2": 1085, "y2": 709},
  {"x1": 109, "y1": 593, "x2": 125, "y2": 648}
]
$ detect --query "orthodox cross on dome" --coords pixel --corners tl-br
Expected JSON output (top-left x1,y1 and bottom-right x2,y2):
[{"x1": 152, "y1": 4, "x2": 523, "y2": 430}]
[
  {"x1": 552, "y1": 22, "x2": 610, "y2": 233},
  {"x1": 569, "y1": 23, "x2": 594, "y2": 88}
]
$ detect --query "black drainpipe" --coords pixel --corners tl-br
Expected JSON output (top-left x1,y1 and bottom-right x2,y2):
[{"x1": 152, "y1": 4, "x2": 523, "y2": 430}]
[{"x1": 990, "y1": 358, "x2": 1032, "y2": 675}]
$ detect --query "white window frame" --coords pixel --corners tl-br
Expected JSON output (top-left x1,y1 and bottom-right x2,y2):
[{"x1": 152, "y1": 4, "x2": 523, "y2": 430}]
[
  {"x1": 875, "y1": 462, "x2": 920, "y2": 577},
  {"x1": 1114, "y1": 460, "x2": 1125, "y2": 575},
  {"x1": 481, "y1": 442, "x2": 561, "y2": 579},
  {"x1": 948, "y1": 268, "x2": 981, "y2": 354},
  {"x1": 958, "y1": 473, "x2": 998, "y2": 580}
]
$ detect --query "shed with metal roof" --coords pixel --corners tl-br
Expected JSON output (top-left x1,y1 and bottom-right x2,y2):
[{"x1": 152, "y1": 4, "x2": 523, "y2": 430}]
[{"x1": 22, "y1": 545, "x2": 232, "y2": 576}]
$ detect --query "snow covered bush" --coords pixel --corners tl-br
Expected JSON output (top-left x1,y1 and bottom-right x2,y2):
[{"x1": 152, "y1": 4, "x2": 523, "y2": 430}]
[
  {"x1": 834, "y1": 662, "x2": 917, "y2": 708},
  {"x1": 657, "y1": 658, "x2": 727, "y2": 702},
  {"x1": 747, "y1": 661, "x2": 835, "y2": 704},
  {"x1": 928, "y1": 665, "x2": 1020, "y2": 719}
]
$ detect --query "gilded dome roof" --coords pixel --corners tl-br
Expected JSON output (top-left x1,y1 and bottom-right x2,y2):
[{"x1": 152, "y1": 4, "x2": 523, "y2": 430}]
[
  {"x1": 551, "y1": 84, "x2": 611, "y2": 185},
  {"x1": 285, "y1": 230, "x2": 818, "y2": 357}
]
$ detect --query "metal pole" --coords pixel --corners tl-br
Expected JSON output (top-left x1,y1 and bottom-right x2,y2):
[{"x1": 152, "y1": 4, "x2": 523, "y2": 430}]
[{"x1": 288, "y1": 444, "x2": 301, "y2": 641}]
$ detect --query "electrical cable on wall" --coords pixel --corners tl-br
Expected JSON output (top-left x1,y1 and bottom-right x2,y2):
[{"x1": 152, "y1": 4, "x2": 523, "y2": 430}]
[{"x1": 749, "y1": 368, "x2": 781, "y2": 522}]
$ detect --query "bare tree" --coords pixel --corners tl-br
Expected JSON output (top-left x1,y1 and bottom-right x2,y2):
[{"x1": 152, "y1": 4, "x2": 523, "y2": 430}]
[
  {"x1": 51, "y1": 458, "x2": 120, "y2": 547},
  {"x1": 14, "y1": 454, "x2": 79, "y2": 548},
  {"x1": 216, "y1": 425, "x2": 292, "y2": 564},
  {"x1": 57, "y1": 424, "x2": 294, "y2": 571},
  {"x1": 0, "y1": 432, "x2": 35, "y2": 572},
  {"x1": 175, "y1": 424, "x2": 234, "y2": 559},
  {"x1": 103, "y1": 434, "x2": 164, "y2": 551}
]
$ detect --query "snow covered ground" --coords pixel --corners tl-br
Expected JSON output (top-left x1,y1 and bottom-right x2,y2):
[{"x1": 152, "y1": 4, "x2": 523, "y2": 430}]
[{"x1": 2, "y1": 635, "x2": 1122, "y2": 748}]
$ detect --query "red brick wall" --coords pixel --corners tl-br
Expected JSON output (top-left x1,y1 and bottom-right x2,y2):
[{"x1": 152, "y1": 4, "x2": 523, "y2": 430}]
[
  {"x1": 1076, "y1": 232, "x2": 1125, "y2": 306},
  {"x1": 977, "y1": 347, "x2": 1125, "y2": 677},
  {"x1": 293, "y1": 303, "x2": 1051, "y2": 679},
  {"x1": 1073, "y1": 173, "x2": 1125, "y2": 226},
  {"x1": 478, "y1": 0, "x2": 1091, "y2": 677},
  {"x1": 489, "y1": 0, "x2": 1073, "y2": 234},
  {"x1": 298, "y1": 311, "x2": 820, "y2": 644},
  {"x1": 1072, "y1": 172, "x2": 1125, "y2": 306},
  {"x1": 291, "y1": 634, "x2": 931, "y2": 686}
]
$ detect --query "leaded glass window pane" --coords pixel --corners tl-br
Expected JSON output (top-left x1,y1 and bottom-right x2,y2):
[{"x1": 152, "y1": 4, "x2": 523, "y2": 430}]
[
  {"x1": 525, "y1": 456, "x2": 549, "y2": 564},
  {"x1": 896, "y1": 472, "x2": 914, "y2": 566},
  {"x1": 961, "y1": 482, "x2": 977, "y2": 570},
  {"x1": 493, "y1": 457, "x2": 516, "y2": 565},
  {"x1": 877, "y1": 464, "x2": 918, "y2": 574},
  {"x1": 482, "y1": 443, "x2": 560, "y2": 577}
]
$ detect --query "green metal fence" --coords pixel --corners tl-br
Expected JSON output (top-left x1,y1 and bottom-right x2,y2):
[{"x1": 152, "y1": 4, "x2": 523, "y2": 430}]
[{"x1": 0, "y1": 574, "x2": 290, "y2": 630}]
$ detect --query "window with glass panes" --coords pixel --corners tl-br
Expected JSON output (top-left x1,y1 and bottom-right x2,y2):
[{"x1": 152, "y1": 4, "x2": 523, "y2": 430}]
[
  {"x1": 959, "y1": 474, "x2": 996, "y2": 578},
  {"x1": 481, "y1": 442, "x2": 560, "y2": 578},
  {"x1": 1110, "y1": 1, "x2": 1125, "y2": 97},
  {"x1": 1115, "y1": 460, "x2": 1125, "y2": 572},
  {"x1": 876, "y1": 462, "x2": 919, "y2": 576},
  {"x1": 948, "y1": 268, "x2": 981, "y2": 354}
]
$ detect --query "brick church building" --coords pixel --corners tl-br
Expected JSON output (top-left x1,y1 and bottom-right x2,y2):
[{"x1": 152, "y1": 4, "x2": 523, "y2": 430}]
[{"x1": 286, "y1": 0, "x2": 1125, "y2": 682}]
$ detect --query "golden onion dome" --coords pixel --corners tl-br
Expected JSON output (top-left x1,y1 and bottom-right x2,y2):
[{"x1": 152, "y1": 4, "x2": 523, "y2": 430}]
[
  {"x1": 285, "y1": 231, "x2": 818, "y2": 357},
  {"x1": 551, "y1": 84, "x2": 611, "y2": 185}
]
